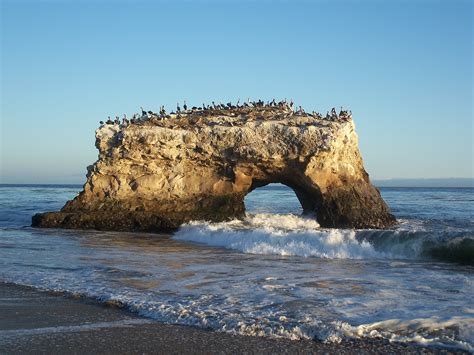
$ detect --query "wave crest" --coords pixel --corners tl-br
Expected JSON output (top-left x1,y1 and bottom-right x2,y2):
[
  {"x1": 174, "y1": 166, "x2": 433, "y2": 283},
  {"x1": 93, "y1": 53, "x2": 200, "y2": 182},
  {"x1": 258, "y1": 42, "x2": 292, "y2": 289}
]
[{"x1": 174, "y1": 214, "x2": 474, "y2": 264}]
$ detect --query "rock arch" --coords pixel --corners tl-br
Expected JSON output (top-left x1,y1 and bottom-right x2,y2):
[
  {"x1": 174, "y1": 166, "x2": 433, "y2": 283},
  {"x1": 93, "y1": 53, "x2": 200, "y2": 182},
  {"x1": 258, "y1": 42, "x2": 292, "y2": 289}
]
[{"x1": 32, "y1": 109, "x2": 395, "y2": 232}]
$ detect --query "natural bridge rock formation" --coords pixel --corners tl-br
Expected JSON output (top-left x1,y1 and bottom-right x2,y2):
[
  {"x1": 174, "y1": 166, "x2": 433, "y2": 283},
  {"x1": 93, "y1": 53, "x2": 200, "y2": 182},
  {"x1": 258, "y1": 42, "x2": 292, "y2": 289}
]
[{"x1": 32, "y1": 106, "x2": 395, "y2": 232}]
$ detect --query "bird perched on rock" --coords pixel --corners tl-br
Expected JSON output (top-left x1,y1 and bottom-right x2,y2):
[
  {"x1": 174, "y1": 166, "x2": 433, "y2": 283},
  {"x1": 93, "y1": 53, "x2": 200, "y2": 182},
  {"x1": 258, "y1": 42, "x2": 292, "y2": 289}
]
[{"x1": 183, "y1": 100, "x2": 188, "y2": 111}]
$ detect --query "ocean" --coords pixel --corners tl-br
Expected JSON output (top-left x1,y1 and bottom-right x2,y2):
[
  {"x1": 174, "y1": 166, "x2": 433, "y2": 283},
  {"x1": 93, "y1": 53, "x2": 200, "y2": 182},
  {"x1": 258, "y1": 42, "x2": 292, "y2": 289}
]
[{"x1": 0, "y1": 184, "x2": 473, "y2": 351}]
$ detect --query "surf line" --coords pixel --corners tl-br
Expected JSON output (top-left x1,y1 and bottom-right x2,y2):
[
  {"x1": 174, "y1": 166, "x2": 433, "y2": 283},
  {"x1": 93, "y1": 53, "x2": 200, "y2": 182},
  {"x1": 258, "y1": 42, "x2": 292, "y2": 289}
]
[{"x1": 0, "y1": 318, "x2": 154, "y2": 339}]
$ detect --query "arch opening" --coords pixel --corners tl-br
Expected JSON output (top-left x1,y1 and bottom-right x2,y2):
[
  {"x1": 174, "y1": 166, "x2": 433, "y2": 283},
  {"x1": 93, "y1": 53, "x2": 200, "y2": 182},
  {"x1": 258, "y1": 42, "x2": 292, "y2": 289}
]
[{"x1": 244, "y1": 183, "x2": 310, "y2": 215}]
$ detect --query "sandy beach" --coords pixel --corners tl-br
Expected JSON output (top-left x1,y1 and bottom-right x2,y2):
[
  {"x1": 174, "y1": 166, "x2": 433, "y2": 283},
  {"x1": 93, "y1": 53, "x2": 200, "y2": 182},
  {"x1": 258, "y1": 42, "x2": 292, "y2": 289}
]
[{"x1": 0, "y1": 282, "x2": 466, "y2": 354}]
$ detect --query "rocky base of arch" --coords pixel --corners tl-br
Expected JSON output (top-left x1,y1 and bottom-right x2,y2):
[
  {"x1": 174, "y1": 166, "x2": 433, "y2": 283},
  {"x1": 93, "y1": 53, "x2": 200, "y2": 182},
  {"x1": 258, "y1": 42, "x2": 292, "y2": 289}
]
[{"x1": 32, "y1": 193, "x2": 246, "y2": 232}]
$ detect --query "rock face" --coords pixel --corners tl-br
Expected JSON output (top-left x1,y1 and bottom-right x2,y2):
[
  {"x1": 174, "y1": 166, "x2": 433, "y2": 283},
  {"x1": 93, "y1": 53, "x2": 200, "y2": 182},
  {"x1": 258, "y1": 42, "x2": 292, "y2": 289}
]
[{"x1": 32, "y1": 106, "x2": 396, "y2": 232}]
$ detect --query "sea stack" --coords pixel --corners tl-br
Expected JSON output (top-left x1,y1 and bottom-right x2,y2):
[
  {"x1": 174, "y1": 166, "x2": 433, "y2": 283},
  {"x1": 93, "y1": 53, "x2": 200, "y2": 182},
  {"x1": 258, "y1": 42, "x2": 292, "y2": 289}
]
[{"x1": 32, "y1": 104, "x2": 396, "y2": 232}]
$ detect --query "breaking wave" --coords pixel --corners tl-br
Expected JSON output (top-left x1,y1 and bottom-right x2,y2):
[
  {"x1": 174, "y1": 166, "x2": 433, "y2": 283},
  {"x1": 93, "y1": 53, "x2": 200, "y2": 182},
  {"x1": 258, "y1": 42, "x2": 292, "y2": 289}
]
[{"x1": 174, "y1": 214, "x2": 474, "y2": 264}]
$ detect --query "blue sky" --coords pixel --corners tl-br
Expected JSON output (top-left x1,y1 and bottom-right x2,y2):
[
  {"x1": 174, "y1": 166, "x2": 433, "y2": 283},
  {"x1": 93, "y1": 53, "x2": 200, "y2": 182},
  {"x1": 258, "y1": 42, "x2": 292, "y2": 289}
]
[{"x1": 1, "y1": 0, "x2": 472, "y2": 184}]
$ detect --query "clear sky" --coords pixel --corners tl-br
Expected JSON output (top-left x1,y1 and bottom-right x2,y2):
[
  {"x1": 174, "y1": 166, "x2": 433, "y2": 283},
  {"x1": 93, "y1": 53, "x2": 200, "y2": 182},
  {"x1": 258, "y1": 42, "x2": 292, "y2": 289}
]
[{"x1": 1, "y1": 0, "x2": 472, "y2": 184}]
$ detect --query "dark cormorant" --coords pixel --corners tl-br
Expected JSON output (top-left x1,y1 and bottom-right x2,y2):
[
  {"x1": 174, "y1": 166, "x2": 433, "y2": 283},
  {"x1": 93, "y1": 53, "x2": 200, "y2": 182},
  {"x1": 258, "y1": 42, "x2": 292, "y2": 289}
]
[
  {"x1": 141, "y1": 107, "x2": 147, "y2": 116},
  {"x1": 183, "y1": 100, "x2": 187, "y2": 111},
  {"x1": 177, "y1": 103, "x2": 181, "y2": 112},
  {"x1": 99, "y1": 121, "x2": 104, "y2": 125}
]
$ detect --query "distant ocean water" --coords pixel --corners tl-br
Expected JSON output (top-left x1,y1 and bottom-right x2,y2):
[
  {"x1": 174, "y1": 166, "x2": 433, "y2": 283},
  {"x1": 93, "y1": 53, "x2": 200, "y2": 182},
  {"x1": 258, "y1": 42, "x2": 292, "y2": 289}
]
[{"x1": 0, "y1": 184, "x2": 473, "y2": 351}]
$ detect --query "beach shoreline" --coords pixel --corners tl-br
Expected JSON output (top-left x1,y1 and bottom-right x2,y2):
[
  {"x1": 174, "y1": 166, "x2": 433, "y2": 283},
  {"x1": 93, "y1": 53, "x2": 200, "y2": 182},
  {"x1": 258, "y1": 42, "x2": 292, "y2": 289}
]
[{"x1": 0, "y1": 282, "x2": 465, "y2": 354}]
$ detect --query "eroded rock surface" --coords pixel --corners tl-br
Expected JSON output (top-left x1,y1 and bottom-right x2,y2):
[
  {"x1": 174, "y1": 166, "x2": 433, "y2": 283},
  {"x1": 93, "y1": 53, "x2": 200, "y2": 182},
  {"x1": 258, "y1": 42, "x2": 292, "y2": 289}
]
[{"x1": 33, "y1": 107, "x2": 395, "y2": 232}]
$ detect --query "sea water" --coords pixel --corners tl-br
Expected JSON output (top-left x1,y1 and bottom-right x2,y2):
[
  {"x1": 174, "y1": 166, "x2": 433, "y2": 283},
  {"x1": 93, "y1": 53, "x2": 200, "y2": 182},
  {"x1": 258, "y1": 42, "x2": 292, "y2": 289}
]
[{"x1": 0, "y1": 184, "x2": 473, "y2": 351}]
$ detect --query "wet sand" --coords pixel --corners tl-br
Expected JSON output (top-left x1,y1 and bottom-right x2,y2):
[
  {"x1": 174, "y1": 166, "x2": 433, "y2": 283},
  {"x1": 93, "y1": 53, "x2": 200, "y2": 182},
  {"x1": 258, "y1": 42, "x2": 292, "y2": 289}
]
[{"x1": 0, "y1": 282, "x2": 465, "y2": 354}]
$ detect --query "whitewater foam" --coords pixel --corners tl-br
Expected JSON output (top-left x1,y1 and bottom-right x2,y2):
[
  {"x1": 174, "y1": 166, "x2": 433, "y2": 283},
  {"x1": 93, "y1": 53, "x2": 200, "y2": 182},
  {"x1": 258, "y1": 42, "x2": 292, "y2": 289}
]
[
  {"x1": 341, "y1": 317, "x2": 474, "y2": 352},
  {"x1": 174, "y1": 214, "x2": 474, "y2": 264},
  {"x1": 176, "y1": 215, "x2": 385, "y2": 259}
]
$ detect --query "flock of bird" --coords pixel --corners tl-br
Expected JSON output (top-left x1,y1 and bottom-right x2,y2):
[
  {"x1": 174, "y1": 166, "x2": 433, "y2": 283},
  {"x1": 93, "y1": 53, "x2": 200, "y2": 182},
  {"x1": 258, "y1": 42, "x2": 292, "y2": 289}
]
[{"x1": 100, "y1": 99, "x2": 352, "y2": 126}]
